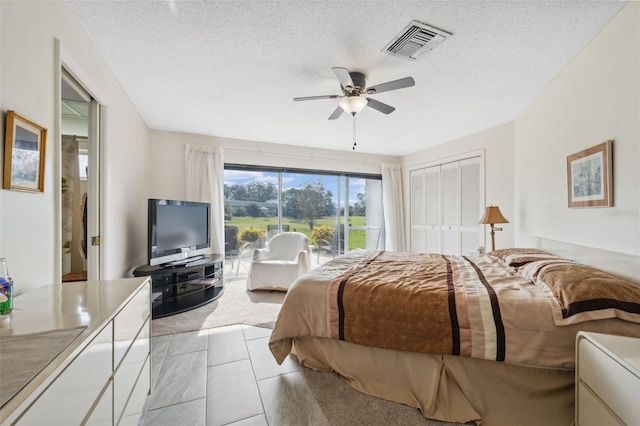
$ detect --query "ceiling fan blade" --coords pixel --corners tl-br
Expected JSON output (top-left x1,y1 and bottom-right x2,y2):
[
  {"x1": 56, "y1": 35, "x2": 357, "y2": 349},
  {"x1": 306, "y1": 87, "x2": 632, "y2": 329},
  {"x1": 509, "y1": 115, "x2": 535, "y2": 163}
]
[
  {"x1": 332, "y1": 67, "x2": 354, "y2": 89},
  {"x1": 366, "y1": 98, "x2": 396, "y2": 114},
  {"x1": 366, "y1": 77, "x2": 415, "y2": 94},
  {"x1": 293, "y1": 95, "x2": 340, "y2": 102},
  {"x1": 328, "y1": 106, "x2": 344, "y2": 120}
]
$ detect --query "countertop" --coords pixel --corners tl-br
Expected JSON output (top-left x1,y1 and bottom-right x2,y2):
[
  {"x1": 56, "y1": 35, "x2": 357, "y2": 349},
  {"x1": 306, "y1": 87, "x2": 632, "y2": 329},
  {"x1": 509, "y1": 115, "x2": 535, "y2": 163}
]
[{"x1": 0, "y1": 277, "x2": 150, "y2": 422}]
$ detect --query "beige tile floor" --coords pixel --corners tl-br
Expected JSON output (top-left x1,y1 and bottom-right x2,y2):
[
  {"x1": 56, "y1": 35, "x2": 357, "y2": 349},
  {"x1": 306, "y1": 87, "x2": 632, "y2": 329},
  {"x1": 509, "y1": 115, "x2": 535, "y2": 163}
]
[
  {"x1": 138, "y1": 251, "x2": 338, "y2": 426},
  {"x1": 139, "y1": 324, "x2": 328, "y2": 426}
]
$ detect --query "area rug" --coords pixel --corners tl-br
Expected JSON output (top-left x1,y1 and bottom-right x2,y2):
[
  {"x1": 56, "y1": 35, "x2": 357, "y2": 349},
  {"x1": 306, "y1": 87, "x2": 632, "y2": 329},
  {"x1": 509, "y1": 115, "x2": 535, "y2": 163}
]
[{"x1": 151, "y1": 276, "x2": 285, "y2": 337}]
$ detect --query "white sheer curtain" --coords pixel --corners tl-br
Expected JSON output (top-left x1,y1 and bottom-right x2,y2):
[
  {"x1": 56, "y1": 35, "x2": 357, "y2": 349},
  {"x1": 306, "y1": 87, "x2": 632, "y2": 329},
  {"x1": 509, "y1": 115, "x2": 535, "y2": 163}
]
[
  {"x1": 185, "y1": 144, "x2": 225, "y2": 255},
  {"x1": 381, "y1": 163, "x2": 406, "y2": 252}
]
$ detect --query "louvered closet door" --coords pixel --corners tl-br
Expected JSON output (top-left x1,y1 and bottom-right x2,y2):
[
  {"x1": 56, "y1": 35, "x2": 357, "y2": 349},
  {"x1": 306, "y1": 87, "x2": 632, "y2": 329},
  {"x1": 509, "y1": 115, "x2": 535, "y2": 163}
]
[
  {"x1": 424, "y1": 166, "x2": 441, "y2": 253},
  {"x1": 410, "y1": 169, "x2": 425, "y2": 253},
  {"x1": 459, "y1": 158, "x2": 482, "y2": 254},
  {"x1": 440, "y1": 163, "x2": 459, "y2": 254},
  {"x1": 409, "y1": 155, "x2": 483, "y2": 256}
]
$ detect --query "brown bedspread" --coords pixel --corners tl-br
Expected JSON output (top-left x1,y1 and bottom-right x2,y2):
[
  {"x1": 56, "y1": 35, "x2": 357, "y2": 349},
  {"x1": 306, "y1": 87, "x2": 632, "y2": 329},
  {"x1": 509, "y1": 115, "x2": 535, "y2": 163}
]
[{"x1": 270, "y1": 250, "x2": 640, "y2": 369}]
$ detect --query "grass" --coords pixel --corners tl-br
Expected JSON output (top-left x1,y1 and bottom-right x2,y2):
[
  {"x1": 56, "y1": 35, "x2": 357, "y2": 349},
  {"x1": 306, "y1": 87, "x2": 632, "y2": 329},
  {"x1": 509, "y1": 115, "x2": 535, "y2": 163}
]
[{"x1": 226, "y1": 215, "x2": 367, "y2": 249}]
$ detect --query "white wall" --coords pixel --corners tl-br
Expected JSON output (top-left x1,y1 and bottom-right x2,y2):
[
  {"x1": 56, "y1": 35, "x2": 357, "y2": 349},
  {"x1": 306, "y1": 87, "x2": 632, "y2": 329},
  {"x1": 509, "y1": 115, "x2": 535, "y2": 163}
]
[
  {"x1": 0, "y1": 1, "x2": 149, "y2": 293},
  {"x1": 401, "y1": 122, "x2": 515, "y2": 251},
  {"x1": 148, "y1": 130, "x2": 400, "y2": 200},
  {"x1": 514, "y1": 3, "x2": 640, "y2": 255}
]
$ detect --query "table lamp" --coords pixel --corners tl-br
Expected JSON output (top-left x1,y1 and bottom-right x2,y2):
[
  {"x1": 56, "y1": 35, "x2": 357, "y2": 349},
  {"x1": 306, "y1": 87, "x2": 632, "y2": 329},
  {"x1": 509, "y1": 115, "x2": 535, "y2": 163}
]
[{"x1": 479, "y1": 206, "x2": 509, "y2": 252}]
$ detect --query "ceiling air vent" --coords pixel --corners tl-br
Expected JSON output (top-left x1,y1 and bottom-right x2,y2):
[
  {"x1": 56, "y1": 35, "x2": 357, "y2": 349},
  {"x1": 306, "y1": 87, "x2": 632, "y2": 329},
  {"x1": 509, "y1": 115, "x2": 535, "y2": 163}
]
[{"x1": 383, "y1": 20, "x2": 451, "y2": 61}]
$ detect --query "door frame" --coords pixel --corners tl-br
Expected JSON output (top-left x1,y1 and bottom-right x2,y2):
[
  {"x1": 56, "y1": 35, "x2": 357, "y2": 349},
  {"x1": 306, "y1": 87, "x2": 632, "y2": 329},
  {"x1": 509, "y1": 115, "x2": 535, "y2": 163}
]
[{"x1": 55, "y1": 39, "x2": 108, "y2": 281}]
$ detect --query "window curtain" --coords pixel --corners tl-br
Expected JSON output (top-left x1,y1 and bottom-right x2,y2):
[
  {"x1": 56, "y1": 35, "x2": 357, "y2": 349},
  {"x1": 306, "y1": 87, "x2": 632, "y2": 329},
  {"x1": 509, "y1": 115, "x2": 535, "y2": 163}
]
[
  {"x1": 185, "y1": 144, "x2": 225, "y2": 255},
  {"x1": 381, "y1": 163, "x2": 406, "y2": 252}
]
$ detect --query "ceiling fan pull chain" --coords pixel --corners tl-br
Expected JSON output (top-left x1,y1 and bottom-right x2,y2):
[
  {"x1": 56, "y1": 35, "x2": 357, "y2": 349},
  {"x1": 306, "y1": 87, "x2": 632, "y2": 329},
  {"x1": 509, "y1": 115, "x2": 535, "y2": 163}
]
[{"x1": 352, "y1": 114, "x2": 357, "y2": 150}]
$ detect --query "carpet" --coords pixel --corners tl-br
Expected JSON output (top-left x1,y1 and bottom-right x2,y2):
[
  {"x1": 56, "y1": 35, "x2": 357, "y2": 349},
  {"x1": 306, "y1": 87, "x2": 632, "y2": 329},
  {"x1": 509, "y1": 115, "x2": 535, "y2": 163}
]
[
  {"x1": 151, "y1": 276, "x2": 285, "y2": 337},
  {"x1": 298, "y1": 366, "x2": 470, "y2": 426}
]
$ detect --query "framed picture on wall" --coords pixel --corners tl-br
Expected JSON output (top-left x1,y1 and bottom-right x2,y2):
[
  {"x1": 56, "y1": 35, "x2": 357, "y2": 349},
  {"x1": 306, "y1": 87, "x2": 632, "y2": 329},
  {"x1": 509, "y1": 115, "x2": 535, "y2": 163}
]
[
  {"x1": 566, "y1": 140, "x2": 612, "y2": 208},
  {"x1": 3, "y1": 110, "x2": 48, "y2": 192}
]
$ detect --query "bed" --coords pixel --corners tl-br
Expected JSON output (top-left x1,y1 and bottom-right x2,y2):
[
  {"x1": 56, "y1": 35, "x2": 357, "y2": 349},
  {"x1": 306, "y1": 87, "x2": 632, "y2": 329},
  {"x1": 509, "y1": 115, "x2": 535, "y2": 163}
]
[{"x1": 268, "y1": 243, "x2": 640, "y2": 425}]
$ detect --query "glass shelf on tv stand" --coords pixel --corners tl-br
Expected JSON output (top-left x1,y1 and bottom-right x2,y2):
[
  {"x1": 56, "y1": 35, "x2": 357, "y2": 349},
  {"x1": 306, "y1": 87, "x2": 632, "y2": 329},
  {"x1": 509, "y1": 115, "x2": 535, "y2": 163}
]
[
  {"x1": 133, "y1": 254, "x2": 224, "y2": 318},
  {"x1": 162, "y1": 255, "x2": 206, "y2": 268}
]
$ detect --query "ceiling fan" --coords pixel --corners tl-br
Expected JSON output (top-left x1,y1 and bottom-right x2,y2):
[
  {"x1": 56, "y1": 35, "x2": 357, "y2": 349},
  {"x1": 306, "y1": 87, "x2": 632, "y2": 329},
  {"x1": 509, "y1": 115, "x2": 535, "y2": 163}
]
[{"x1": 293, "y1": 67, "x2": 415, "y2": 120}]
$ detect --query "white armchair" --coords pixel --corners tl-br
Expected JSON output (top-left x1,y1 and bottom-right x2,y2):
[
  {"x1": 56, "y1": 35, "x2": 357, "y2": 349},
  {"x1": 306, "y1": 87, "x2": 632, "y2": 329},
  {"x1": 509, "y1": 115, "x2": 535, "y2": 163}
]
[{"x1": 246, "y1": 232, "x2": 311, "y2": 291}]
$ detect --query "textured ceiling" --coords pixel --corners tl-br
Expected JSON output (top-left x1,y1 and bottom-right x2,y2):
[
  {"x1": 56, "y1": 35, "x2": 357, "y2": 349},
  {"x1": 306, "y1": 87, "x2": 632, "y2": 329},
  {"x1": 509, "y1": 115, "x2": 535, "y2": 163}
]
[{"x1": 66, "y1": 1, "x2": 625, "y2": 156}]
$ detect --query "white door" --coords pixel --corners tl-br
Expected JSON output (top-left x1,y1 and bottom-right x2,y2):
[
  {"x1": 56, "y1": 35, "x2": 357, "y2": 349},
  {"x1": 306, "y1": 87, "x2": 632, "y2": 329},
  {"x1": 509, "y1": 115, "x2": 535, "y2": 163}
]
[
  {"x1": 410, "y1": 169, "x2": 425, "y2": 253},
  {"x1": 410, "y1": 155, "x2": 483, "y2": 255},
  {"x1": 459, "y1": 158, "x2": 482, "y2": 254},
  {"x1": 440, "y1": 162, "x2": 459, "y2": 254},
  {"x1": 424, "y1": 166, "x2": 441, "y2": 253},
  {"x1": 87, "y1": 99, "x2": 101, "y2": 280}
]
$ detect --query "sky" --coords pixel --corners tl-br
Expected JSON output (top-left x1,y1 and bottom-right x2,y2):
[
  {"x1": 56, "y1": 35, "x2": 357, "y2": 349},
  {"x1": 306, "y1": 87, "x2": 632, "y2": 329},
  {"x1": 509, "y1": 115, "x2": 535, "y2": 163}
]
[{"x1": 224, "y1": 170, "x2": 366, "y2": 204}]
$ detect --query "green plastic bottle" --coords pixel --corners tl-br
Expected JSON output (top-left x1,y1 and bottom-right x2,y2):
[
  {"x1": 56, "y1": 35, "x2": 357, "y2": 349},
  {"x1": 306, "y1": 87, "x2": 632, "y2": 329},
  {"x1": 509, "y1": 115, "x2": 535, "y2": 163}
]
[{"x1": 0, "y1": 258, "x2": 14, "y2": 315}]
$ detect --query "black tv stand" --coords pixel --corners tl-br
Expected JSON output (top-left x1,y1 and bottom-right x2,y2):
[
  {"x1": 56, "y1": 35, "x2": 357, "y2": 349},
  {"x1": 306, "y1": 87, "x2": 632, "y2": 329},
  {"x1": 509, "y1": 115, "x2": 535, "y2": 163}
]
[
  {"x1": 133, "y1": 253, "x2": 224, "y2": 318},
  {"x1": 162, "y1": 255, "x2": 204, "y2": 268}
]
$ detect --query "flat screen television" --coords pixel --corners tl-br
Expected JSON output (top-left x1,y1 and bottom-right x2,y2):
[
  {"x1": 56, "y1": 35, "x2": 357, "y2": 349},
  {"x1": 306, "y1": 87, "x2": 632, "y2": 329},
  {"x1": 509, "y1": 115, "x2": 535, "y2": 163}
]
[{"x1": 148, "y1": 199, "x2": 211, "y2": 266}]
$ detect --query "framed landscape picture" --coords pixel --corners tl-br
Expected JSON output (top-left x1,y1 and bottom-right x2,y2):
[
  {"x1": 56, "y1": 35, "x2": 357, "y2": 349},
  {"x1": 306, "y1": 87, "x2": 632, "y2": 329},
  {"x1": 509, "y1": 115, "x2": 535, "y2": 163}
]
[
  {"x1": 3, "y1": 110, "x2": 48, "y2": 192},
  {"x1": 566, "y1": 140, "x2": 612, "y2": 208}
]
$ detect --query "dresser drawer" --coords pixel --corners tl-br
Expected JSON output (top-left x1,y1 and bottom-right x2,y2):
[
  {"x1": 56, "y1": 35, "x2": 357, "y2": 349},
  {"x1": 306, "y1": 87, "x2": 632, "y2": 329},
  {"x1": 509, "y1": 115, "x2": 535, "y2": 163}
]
[
  {"x1": 118, "y1": 355, "x2": 151, "y2": 426},
  {"x1": 114, "y1": 282, "x2": 150, "y2": 368},
  {"x1": 85, "y1": 380, "x2": 113, "y2": 426},
  {"x1": 578, "y1": 338, "x2": 640, "y2": 424},
  {"x1": 114, "y1": 317, "x2": 150, "y2": 423},
  {"x1": 16, "y1": 323, "x2": 113, "y2": 425},
  {"x1": 577, "y1": 382, "x2": 621, "y2": 426}
]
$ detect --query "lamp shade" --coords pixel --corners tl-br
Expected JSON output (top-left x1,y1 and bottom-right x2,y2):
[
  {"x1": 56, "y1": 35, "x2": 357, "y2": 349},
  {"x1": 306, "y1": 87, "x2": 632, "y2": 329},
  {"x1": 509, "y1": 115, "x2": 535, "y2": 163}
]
[
  {"x1": 479, "y1": 206, "x2": 509, "y2": 225},
  {"x1": 339, "y1": 96, "x2": 368, "y2": 115}
]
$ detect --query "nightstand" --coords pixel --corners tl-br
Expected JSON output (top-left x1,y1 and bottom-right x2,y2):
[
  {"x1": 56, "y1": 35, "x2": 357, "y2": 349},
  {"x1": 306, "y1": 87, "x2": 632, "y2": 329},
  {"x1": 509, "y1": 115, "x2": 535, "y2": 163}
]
[{"x1": 576, "y1": 331, "x2": 640, "y2": 425}]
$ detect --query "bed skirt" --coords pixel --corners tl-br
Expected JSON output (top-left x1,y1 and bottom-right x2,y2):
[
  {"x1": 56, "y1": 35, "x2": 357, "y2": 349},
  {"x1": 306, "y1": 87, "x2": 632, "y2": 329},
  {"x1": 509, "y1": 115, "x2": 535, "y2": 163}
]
[{"x1": 291, "y1": 336, "x2": 575, "y2": 426}]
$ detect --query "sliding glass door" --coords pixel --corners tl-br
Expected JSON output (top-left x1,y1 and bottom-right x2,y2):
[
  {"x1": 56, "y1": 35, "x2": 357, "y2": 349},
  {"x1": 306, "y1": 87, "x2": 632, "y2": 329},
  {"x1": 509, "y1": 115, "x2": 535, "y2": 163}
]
[{"x1": 224, "y1": 166, "x2": 383, "y2": 269}]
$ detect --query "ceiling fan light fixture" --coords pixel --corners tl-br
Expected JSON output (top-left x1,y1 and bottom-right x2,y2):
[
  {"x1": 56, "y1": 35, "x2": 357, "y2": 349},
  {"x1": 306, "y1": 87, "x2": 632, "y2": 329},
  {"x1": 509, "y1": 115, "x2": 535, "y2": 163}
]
[{"x1": 339, "y1": 96, "x2": 368, "y2": 115}]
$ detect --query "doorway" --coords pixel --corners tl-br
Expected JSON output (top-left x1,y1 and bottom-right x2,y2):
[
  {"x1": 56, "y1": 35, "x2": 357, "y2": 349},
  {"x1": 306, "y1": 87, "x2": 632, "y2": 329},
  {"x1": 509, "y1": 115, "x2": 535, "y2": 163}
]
[{"x1": 60, "y1": 68, "x2": 101, "y2": 281}]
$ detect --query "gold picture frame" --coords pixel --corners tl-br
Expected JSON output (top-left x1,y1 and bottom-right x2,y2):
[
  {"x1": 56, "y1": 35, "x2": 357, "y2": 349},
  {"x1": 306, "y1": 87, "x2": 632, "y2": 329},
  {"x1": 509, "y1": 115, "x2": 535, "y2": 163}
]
[
  {"x1": 3, "y1": 110, "x2": 48, "y2": 192},
  {"x1": 567, "y1": 140, "x2": 612, "y2": 208}
]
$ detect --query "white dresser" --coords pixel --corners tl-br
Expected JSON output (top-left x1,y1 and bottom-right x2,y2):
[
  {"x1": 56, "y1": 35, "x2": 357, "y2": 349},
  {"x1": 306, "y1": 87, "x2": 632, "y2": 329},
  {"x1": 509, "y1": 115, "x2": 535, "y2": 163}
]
[
  {"x1": 0, "y1": 277, "x2": 151, "y2": 425},
  {"x1": 576, "y1": 331, "x2": 640, "y2": 426}
]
